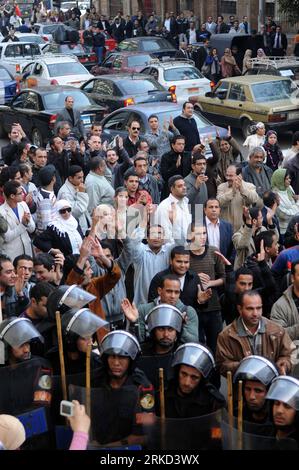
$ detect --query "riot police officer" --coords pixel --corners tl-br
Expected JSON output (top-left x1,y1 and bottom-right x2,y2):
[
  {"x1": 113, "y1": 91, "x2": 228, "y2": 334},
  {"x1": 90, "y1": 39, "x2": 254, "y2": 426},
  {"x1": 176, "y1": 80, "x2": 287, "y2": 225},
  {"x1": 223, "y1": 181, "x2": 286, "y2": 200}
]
[
  {"x1": 159, "y1": 343, "x2": 226, "y2": 418},
  {"x1": 89, "y1": 330, "x2": 155, "y2": 447},
  {"x1": 266, "y1": 376, "x2": 299, "y2": 446},
  {"x1": 234, "y1": 355, "x2": 278, "y2": 426}
]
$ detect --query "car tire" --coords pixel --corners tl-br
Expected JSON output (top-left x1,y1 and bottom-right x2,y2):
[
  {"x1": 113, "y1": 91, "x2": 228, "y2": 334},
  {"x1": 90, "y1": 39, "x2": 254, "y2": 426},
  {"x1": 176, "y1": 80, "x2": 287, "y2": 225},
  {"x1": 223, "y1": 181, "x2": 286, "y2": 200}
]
[
  {"x1": 31, "y1": 128, "x2": 43, "y2": 147},
  {"x1": 241, "y1": 119, "x2": 253, "y2": 139}
]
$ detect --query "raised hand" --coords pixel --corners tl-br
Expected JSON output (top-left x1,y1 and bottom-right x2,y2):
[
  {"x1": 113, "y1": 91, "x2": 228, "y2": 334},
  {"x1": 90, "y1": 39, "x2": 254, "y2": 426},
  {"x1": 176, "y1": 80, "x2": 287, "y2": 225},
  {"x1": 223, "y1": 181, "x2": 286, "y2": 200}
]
[
  {"x1": 15, "y1": 272, "x2": 25, "y2": 296},
  {"x1": 121, "y1": 298, "x2": 139, "y2": 323},
  {"x1": 214, "y1": 251, "x2": 231, "y2": 266},
  {"x1": 256, "y1": 238, "x2": 265, "y2": 262},
  {"x1": 168, "y1": 201, "x2": 177, "y2": 225},
  {"x1": 197, "y1": 285, "x2": 212, "y2": 304}
]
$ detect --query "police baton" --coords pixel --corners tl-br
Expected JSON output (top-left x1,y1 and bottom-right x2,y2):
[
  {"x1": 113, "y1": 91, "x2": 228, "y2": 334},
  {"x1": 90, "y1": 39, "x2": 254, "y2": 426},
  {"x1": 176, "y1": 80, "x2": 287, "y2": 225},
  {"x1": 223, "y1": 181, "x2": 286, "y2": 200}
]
[
  {"x1": 55, "y1": 311, "x2": 67, "y2": 402},
  {"x1": 86, "y1": 341, "x2": 92, "y2": 417},
  {"x1": 159, "y1": 368, "x2": 166, "y2": 450},
  {"x1": 237, "y1": 380, "x2": 243, "y2": 450}
]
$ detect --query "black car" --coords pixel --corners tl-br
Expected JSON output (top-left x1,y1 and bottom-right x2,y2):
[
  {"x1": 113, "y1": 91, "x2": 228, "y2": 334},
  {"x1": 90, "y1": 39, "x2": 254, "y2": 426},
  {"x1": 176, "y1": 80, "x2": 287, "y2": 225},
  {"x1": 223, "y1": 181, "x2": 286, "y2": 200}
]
[
  {"x1": 0, "y1": 86, "x2": 106, "y2": 146},
  {"x1": 80, "y1": 74, "x2": 175, "y2": 113},
  {"x1": 42, "y1": 43, "x2": 98, "y2": 71},
  {"x1": 115, "y1": 37, "x2": 177, "y2": 59}
]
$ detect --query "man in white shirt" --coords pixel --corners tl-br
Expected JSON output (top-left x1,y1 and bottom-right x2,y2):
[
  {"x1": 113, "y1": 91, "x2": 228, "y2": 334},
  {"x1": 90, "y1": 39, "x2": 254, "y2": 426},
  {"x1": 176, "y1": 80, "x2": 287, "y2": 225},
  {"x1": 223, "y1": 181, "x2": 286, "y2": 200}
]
[{"x1": 154, "y1": 175, "x2": 191, "y2": 243}]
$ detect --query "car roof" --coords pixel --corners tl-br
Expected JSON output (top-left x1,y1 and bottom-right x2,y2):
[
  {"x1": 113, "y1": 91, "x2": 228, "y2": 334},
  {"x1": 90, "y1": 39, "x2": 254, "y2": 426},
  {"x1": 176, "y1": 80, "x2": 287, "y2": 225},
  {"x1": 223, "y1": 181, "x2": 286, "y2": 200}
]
[
  {"x1": 147, "y1": 61, "x2": 196, "y2": 69},
  {"x1": 220, "y1": 75, "x2": 292, "y2": 84},
  {"x1": 89, "y1": 74, "x2": 153, "y2": 81},
  {"x1": 109, "y1": 51, "x2": 154, "y2": 56},
  {"x1": 1, "y1": 41, "x2": 41, "y2": 45},
  {"x1": 110, "y1": 102, "x2": 182, "y2": 115},
  {"x1": 31, "y1": 55, "x2": 80, "y2": 64},
  {"x1": 20, "y1": 85, "x2": 89, "y2": 94}
]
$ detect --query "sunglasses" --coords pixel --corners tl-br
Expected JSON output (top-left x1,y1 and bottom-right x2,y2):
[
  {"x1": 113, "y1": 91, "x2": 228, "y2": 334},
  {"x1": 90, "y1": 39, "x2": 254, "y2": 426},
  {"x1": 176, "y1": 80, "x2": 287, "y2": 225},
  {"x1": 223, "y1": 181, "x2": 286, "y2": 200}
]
[
  {"x1": 132, "y1": 127, "x2": 140, "y2": 130},
  {"x1": 59, "y1": 207, "x2": 71, "y2": 214}
]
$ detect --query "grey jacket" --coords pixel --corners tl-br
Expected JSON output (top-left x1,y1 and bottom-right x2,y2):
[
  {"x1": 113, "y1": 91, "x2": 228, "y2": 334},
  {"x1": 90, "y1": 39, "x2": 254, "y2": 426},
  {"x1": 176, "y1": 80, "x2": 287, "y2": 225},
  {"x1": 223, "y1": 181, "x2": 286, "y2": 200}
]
[
  {"x1": 271, "y1": 286, "x2": 299, "y2": 340},
  {"x1": 55, "y1": 107, "x2": 86, "y2": 139},
  {"x1": 137, "y1": 298, "x2": 199, "y2": 344},
  {"x1": 184, "y1": 172, "x2": 208, "y2": 205}
]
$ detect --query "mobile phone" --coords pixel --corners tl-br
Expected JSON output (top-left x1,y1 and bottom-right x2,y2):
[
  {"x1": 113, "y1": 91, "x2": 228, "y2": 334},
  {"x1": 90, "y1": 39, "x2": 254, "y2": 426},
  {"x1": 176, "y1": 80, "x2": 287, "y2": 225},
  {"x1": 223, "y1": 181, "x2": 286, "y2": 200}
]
[{"x1": 60, "y1": 400, "x2": 74, "y2": 417}]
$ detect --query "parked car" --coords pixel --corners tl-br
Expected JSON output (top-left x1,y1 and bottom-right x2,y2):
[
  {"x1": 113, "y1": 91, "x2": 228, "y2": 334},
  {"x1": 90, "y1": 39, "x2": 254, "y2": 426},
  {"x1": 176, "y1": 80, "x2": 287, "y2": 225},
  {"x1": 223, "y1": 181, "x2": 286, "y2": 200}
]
[
  {"x1": 100, "y1": 102, "x2": 227, "y2": 157},
  {"x1": 190, "y1": 75, "x2": 299, "y2": 137},
  {"x1": 80, "y1": 74, "x2": 175, "y2": 113},
  {"x1": 33, "y1": 22, "x2": 76, "y2": 42},
  {"x1": 0, "y1": 65, "x2": 17, "y2": 103},
  {"x1": 0, "y1": 41, "x2": 43, "y2": 76},
  {"x1": 244, "y1": 56, "x2": 299, "y2": 87},
  {"x1": 116, "y1": 37, "x2": 177, "y2": 59},
  {"x1": 42, "y1": 42, "x2": 97, "y2": 70},
  {"x1": 140, "y1": 59, "x2": 211, "y2": 103},
  {"x1": 15, "y1": 32, "x2": 47, "y2": 45},
  {"x1": 91, "y1": 51, "x2": 155, "y2": 75},
  {"x1": 21, "y1": 55, "x2": 93, "y2": 87},
  {"x1": 0, "y1": 86, "x2": 106, "y2": 146}
]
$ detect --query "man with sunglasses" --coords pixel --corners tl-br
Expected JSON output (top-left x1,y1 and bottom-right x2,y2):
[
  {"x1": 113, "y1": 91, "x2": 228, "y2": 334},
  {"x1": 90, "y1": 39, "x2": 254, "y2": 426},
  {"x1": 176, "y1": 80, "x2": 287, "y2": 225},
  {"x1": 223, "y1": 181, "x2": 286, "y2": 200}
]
[{"x1": 124, "y1": 121, "x2": 141, "y2": 159}]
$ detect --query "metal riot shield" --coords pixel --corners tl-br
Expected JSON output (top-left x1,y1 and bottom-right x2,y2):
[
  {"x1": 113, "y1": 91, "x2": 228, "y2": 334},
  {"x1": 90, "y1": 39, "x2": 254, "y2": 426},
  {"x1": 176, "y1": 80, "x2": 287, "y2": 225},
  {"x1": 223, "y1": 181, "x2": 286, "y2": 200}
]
[
  {"x1": 143, "y1": 410, "x2": 223, "y2": 450},
  {"x1": 69, "y1": 384, "x2": 139, "y2": 446},
  {"x1": 221, "y1": 409, "x2": 298, "y2": 450},
  {"x1": 135, "y1": 353, "x2": 174, "y2": 390}
]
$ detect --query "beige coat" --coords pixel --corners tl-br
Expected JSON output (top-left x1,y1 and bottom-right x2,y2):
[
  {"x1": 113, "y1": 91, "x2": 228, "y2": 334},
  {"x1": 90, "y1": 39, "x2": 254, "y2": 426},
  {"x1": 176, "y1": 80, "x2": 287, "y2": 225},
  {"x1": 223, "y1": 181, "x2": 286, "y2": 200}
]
[
  {"x1": 0, "y1": 201, "x2": 35, "y2": 260},
  {"x1": 217, "y1": 181, "x2": 262, "y2": 232}
]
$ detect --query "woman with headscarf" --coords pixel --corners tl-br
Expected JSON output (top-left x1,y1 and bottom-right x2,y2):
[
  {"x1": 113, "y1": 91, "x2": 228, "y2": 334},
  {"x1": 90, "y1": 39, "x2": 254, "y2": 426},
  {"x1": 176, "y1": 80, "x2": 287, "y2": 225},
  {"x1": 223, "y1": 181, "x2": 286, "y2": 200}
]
[
  {"x1": 243, "y1": 121, "x2": 266, "y2": 156},
  {"x1": 271, "y1": 168, "x2": 299, "y2": 235},
  {"x1": 257, "y1": 48, "x2": 267, "y2": 58},
  {"x1": 220, "y1": 48, "x2": 241, "y2": 78},
  {"x1": 242, "y1": 49, "x2": 252, "y2": 74},
  {"x1": 263, "y1": 130, "x2": 283, "y2": 171},
  {"x1": 203, "y1": 48, "x2": 221, "y2": 83},
  {"x1": 33, "y1": 199, "x2": 83, "y2": 256}
]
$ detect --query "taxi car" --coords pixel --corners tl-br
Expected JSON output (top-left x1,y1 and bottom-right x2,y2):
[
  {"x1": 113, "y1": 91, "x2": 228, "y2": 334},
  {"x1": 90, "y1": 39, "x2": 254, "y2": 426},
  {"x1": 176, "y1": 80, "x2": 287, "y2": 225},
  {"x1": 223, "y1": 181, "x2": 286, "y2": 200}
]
[{"x1": 189, "y1": 75, "x2": 299, "y2": 137}]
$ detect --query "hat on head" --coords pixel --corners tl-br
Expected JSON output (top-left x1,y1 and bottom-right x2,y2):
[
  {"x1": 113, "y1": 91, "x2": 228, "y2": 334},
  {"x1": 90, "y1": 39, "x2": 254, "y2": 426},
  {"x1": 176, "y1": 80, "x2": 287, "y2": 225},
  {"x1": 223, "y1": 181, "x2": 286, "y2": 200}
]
[
  {"x1": 0, "y1": 414, "x2": 26, "y2": 450},
  {"x1": 256, "y1": 122, "x2": 265, "y2": 129}
]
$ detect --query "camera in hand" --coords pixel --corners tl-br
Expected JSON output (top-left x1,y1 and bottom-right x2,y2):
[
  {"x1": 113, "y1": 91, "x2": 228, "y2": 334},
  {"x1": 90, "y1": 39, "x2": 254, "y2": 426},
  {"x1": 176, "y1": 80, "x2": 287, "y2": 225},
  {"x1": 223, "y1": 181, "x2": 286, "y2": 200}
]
[{"x1": 60, "y1": 400, "x2": 74, "y2": 417}]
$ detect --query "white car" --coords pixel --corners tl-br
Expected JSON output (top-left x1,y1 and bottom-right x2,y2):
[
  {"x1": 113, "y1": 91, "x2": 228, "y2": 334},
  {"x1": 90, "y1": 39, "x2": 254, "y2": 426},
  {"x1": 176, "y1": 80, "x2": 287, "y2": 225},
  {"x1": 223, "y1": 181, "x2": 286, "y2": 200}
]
[
  {"x1": 21, "y1": 55, "x2": 93, "y2": 87},
  {"x1": 140, "y1": 60, "x2": 211, "y2": 103},
  {"x1": 15, "y1": 32, "x2": 47, "y2": 45}
]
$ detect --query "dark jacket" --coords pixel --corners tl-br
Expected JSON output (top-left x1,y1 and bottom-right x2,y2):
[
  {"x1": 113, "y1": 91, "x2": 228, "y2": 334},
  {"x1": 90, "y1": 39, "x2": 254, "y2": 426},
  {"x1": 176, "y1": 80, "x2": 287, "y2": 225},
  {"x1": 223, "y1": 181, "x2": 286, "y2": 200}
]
[
  {"x1": 47, "y1": 150, "x2": 70, "y2": 185},
  {"x1": 33, "y1": 224, "x2": 84, "y2": 257},
  {"x1": 242, "y1": 164, "x2": 273, "y2": 197},
  {"x1": 173, "y1": 115, "x2": 201, "y2": 152},
  {"x1": 284, "y1": 214, "x2": 299, "y2": 248},
  {"x1": 218, "y1": 219, "x2": 235, "y2": 263},
  {"x1": 1, "y1": 138, "x2": 30, "y2": 166},
  {"x1": 111, "y1": 23, "x2": 125, "y2": 43},
  {"x1": 55, "y1": 107, "x2": 86, "y2": 139},
  {"x1": 160, "y1": 149, "x2": 192, "y2": 199},
  {"x1": 1, "y1": 286, "x2": 29, "y2": 319},
  {"x1": 285, "y1": 155, "x2": 299, "y2": 195},
  {"x1": 123, "y1": 136, "x2": 140, "y2": 158}
]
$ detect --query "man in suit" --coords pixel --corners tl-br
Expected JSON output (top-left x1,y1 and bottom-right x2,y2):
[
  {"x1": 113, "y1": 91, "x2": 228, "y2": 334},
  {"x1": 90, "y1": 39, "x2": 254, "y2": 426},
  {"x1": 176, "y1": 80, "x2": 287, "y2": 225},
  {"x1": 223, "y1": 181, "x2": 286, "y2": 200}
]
[
  {"x1": 175, "y1": 42, "x2": 192, "y2": 59},
  {"x1": 204, "y1": 198, "x2": 234, "y2": 263},
  {"x1": 215, "y1": 15, "x2": 229, "y2": 34},
  {"x1": 271, "y1": 25, "x2": 288, "y2": 56},
  {"x1": 55, "y1": 96, "x2": 86, "y2": 140},
  {"x1": 111, "y1": 17, "x2": 125, "y2": 43}
]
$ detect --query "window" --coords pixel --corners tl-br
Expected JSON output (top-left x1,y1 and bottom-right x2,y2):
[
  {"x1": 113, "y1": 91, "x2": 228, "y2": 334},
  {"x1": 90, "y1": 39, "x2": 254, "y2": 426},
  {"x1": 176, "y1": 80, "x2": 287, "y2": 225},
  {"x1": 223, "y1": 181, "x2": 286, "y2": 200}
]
[
  {"x1": 43, "y1": 90, "x2": 91, "y2": 110},
  {"x1": 252, "y1": 80, "x2": 297, "y2": 102},
  {"x1": 47, "y1": 62, "x2": 87, "y2": 77},
  {"x1": 214, "y1": 81, "x2": 229, "y2": 98},
  {"x1": 93, "y1": 80, "x2": 114, "y2": 96},
  {"x1": 118, "y1": 78, "x2": 164, "y2": 95},
  {"x1": 164, "y1": 67, "x2": 204, "y2": 81},
  {"x1": 24, "y1": 92, "x2": 39, "y2": 110},
  {"x1": 12, "y1": 93, "x2": 27, "y2": 108},
  {"x1": 0, "y1": 67, "x2": 12, "y2": 80},
  {"x1": 104, "y1": 111, "x2": 129, "y2": 130},
  {"x1": 113, "y1": 56, "x2": 123, "y2": 69},
  {"x1": 5, "y1": 45, "x2": 21, "y2": 57},
  {"x1": 220, "y1": 0, "x2": 236, "y2": 14},
  {"x1": 142, "y1": 40, "x2": 162, "y2": 52},
  {"x1": 228, "y1": 84, "x2": 246, "y2": 101},
  {"x1": 118, "y1": 40, "x2": 138, "y2": 51},
  {"x1": 127, "y1": 55, "x2": 152, "y2": 67}
]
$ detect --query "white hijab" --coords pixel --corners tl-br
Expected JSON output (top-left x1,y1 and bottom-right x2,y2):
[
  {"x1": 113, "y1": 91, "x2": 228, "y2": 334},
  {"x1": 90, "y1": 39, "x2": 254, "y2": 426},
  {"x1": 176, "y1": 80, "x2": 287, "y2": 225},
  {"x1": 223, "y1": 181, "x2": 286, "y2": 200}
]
[{"x1": 49, "y1": 199, "x2": 82, "y2": 254}]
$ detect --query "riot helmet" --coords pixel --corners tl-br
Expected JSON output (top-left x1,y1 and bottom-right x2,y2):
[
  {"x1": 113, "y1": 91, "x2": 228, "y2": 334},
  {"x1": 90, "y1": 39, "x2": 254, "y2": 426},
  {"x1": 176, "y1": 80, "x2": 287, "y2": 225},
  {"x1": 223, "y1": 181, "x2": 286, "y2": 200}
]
[
  {"x1": 234, "y1": 355, "x2": 279, "y2": 387},
  {"x1": 172, "y1": 343, "x2": 215, "y2": 378},
  {"x1": 0, "y1": 317, "x2": 43, "y2": 348},
  {"x1": 61, "y1": 308, "x2": 108, "y2": 352},
  {"x1": 145, "y1": 304, "x2": 184, "y2": 334},
  {"x1": 266, "y1": 376, "x2": 299, "y2": 411},
  {"x1": 47, "y1": 284, "x2": 96, "y2": 319},
  {"x1": 100, "y1": 331, "x2": 141, "y2": 360}
]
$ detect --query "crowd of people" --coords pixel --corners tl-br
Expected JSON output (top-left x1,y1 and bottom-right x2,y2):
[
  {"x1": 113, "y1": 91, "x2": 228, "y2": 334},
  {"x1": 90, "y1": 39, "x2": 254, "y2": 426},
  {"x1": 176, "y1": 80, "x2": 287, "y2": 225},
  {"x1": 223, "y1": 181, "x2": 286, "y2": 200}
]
[{"x1": 0, "y1": 2, "x2": 299, "y2": 453}]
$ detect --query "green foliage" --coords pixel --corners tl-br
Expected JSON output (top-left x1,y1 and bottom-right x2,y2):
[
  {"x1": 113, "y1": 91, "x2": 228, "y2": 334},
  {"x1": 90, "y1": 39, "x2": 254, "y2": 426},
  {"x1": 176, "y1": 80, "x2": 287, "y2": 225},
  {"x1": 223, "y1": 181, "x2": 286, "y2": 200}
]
[{"x1": 279, "y1": 0, "x2": 299, "y2": 24}]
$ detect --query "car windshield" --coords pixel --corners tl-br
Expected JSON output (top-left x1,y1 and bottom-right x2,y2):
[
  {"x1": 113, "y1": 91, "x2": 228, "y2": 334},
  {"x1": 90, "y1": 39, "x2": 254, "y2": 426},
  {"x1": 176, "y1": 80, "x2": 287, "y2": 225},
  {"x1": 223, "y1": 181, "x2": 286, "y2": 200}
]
[
  {"x1": 127, "y1": 55, "x2": 152, "y2": 67},
  {"x1": 118, "y1": 79, "x2": 165, "y2": 94},
  {"x1": 164, "y1": 67, "x2": 204, "y2": 81},
  {"x1": 252, "y1": 79, "x2": 296, "y2": 102},
  {"x1": 43, "y1": 25, "x2": 60, "y2": 33},
  {"x1": 19, "y1": 35, "x2": 43, "y2": 44},
  {"x1": 48, "y1": 62, "x2": 88, "y2": 77},
  {"x1": 60, "y1": 44, "x2": 84, "y2": 53},
  {"x1": 142, "y1": 39, "x2": 171, "y2": 51},
  {"x1": 43, "y1": 90, "x2": 91, "y2": 109},
  {"x1": 0, "y1": 68, "x2": 12, "y2": 80}
]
